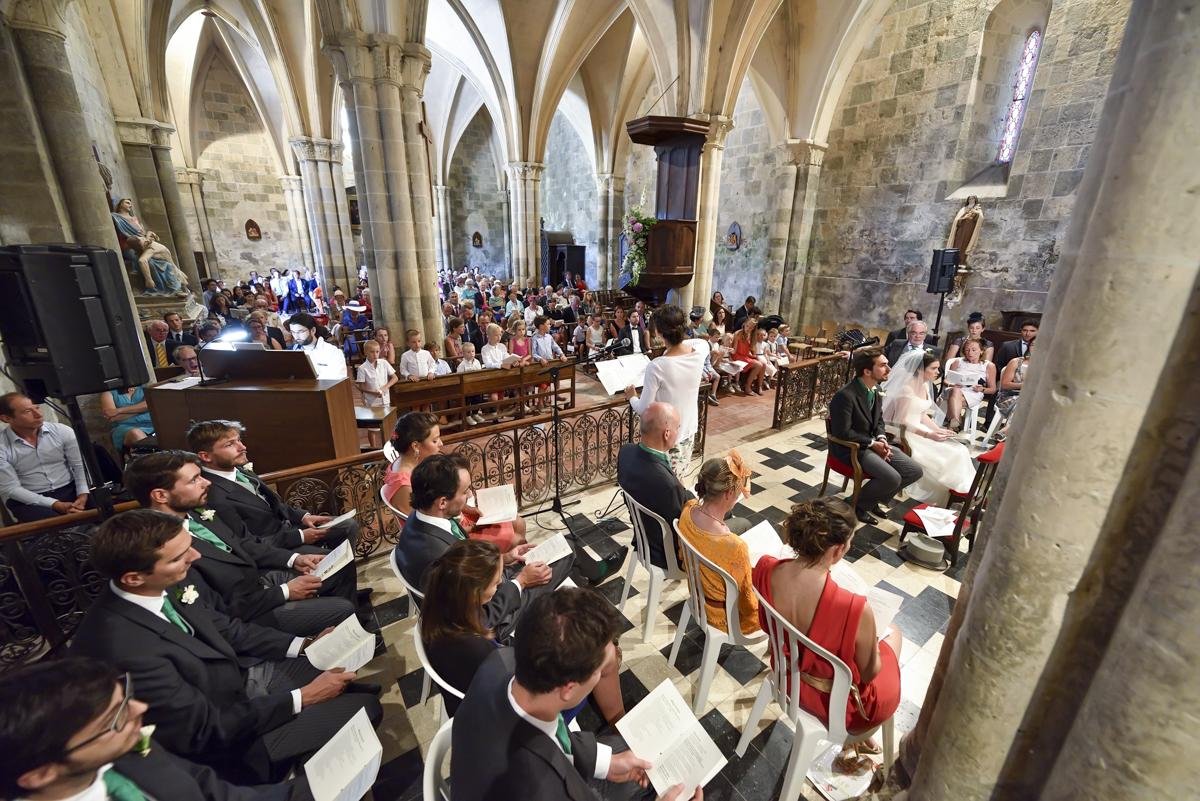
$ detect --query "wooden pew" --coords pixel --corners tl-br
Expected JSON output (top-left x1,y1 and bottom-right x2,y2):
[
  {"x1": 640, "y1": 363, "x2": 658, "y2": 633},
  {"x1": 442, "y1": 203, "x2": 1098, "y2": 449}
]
[{"x1": 388, "y1": 361, "x2": 576, "y2": 430}]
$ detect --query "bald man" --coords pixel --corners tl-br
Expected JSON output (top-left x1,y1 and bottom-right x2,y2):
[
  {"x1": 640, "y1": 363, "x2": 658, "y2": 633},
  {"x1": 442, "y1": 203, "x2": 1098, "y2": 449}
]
[{"x1": 617, "y1": 402, "x2": 691, "y2": 569}]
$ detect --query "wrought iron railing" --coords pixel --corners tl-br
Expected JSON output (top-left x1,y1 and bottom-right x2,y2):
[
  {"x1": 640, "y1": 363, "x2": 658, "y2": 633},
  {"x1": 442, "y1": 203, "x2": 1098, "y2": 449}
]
[{"x1": 772, "y1": 354, "x2": 848, "y2": 429}]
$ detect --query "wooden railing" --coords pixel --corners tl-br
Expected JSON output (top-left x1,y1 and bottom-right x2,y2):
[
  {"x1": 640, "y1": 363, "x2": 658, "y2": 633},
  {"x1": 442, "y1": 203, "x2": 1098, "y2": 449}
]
[{"x1": 772, "y1": 354, "x2": 848, "y2": 429}]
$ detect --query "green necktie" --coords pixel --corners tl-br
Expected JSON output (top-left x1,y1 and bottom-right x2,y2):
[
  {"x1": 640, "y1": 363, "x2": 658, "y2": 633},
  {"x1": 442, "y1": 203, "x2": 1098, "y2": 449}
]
[
  {"x1": 103, "y1": 769, "x2": 146, "y2": 801},
  {"x1": 160, "y1": 596, "x2": 193, "y2": 635},
  {"x1": 234, "y1": 470, "x2": 260, "y2": 496},
  {"x1": 450, "y1": 519, "x2": 467, "y2": 541},
  {"x1": 188, "y1": 518, "x2": 231, "y2": 553},
  {"x1": 554, "y1": 714, "x2": 573, "y2": 756}
]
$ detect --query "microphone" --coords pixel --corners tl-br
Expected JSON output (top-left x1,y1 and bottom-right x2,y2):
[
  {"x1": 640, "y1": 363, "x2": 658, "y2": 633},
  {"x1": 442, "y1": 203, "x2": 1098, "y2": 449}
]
[{"x1": 615, "y1": 338, "x2": 631, "y2": 350}]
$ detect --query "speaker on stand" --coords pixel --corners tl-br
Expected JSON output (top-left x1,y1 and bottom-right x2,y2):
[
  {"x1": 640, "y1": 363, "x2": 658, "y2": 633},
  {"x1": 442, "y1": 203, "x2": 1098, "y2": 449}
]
[
  {"x1": 0, "y1": 244, "x2": 151, "y2": 517},
  {"x1": 927, "y1": 248, "x2": 959, "y2": 341}
]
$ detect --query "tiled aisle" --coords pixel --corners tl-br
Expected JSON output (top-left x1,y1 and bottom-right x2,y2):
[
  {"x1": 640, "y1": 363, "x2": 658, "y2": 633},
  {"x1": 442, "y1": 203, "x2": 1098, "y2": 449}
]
[{"x1": 355, "y1": 411, "x2": 963, "y2": 801}]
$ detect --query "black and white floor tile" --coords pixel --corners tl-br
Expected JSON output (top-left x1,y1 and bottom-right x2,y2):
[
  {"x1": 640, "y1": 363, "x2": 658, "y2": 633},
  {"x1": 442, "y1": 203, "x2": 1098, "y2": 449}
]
[{"x1": 354, "y1": 418, "x2": 966, "y2": 800}]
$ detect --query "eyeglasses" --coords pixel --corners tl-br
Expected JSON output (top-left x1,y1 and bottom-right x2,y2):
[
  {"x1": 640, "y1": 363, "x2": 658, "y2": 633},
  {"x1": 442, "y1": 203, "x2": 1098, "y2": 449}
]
[{"x1": 65, "y1": 673, "x2": 133, "y2": 753}]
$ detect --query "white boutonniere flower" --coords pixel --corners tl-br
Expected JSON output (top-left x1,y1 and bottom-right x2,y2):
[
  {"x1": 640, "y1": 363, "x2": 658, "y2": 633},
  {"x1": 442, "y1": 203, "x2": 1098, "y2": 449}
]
[
  {"x1": 243, "y1": 461, "x2": 254, "y2": 473},
  {"x1": 133, "y1": 724, "x2": 156, "y2": 757},
  {"x1": 198, "y1": 509, "x2": 216, "y2": 521},
  {"x1": 178, "y1": 585, "x2": 199, "y2": 605}
]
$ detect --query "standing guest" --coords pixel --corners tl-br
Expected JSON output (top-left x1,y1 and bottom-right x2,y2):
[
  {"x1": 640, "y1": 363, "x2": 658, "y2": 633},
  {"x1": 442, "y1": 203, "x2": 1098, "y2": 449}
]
[
  {"x1": 100, "y1": 384, "x2": 155, "y2": 452},
  {"x1": 884, "y1": 309, "x2": 923, "y2": 348},
  {"x1": 145, "y1": 320, "x2": 174, "y2": 368},
  {"x1": 399, "y1": 329, "x2": 437, "y2": 381},
  {"x1": 462, "y1": 305, "x2": 486, "y2": 352},
  {"x1": 995, "y1": 319, "x2": 1039, "y2": 367},
  {"x1": 202, "y1": 278, "x2": 220, "y2": 309},
  {"x1": 173, "y1": 345, "x2": 201, "y2": 377},
  {"x1": 247, "y1": 315, "x2": 284, "y2": 350},
  {"x1": 943, "y1": 338, "x2": 997, "y2": 431},
  {"x1": 373, "y1": 326, "x2": 396, "y2": 364},
  {"x1": 0, "y1": 392, "x2": 90, "y2": 522},
  {"x1": 695, "y1": 335, "x2": 722, "y2": 405},
  {"x1": 733, "y1": 295, "x2": 759, "y2": 329},
  {"x1": 444, "y1": 317, "x2": 465, "y2": 360},
  {"x1": 752, "y1": 498, "x2": 902, "y2": 775},
  {"x1": 943, "y1": 312, "x2": 995, "y2": 363},
  {"x1": 772, "y1": 325, "x2": 793, "y2": 363},
  {"x1": 356, "y1": 340, "x2": 398, "y2": 408},
  {"x1": 164, "y1": 311, "x2": 198, "y2": 350},
  {"x1": 507, "y1": 319, "x2": 533, "y2": 364},
  {"x1": 883, "y1": 320, "x2": 933, "y2": 366},
  {"x1": 287, "y1": 313, "x2": 347, "y2": 380},
  {"x1": 426, "y1": 343, "x2": 453, "y2": 376},
  {"x1": 624, "y1": 306, "x2": 705, "y2": 475},
  {"x1": 828, "y1": 349, "x2": 924, "y2": 524},
  {"x1": 530, "y1": 316, "x2": 567, "y2": 363},
  {"x1": 481, "y1": 323, "x2": 512, "y2": 369},
  {"x1": 0, "y1": 657, "x2": 312, "y2": 801},
  {"x1": 457, "y1": 342, "x2": 483, "y2": 373},
  {"x1": 732, "y1": 316, "x2": 766, "y2": 395}
]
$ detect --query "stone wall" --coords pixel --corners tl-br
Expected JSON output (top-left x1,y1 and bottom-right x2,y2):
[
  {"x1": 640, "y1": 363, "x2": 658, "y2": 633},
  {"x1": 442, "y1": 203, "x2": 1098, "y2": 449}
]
[
  {"x1": 193, "y1": 54, "x2": 300, "y2": 276},
  {"x1": 447, "y1": 109, "x2": 508, "y2": 275},
  {"x1": 801, "y1": 0, "x2": 1131, "y2": 331},
  {"x1": 623, "y1": 81, "x2": 660, "y2": 213},
  {"x1": 541, "y1": 112, "x2": 599, "y2": 286}
]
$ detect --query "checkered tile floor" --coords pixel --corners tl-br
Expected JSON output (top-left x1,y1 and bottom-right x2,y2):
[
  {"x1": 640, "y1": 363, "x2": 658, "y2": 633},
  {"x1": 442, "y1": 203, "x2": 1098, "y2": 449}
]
[{"x1": 354, "y1": 417, "x2": 964, "y2": 800}]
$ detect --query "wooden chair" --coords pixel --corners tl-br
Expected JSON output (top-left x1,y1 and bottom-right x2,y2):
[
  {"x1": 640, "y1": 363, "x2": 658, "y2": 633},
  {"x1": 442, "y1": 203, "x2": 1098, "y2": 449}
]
[
  {"x1": 819, "y1": 418, "x2": 865, "y2": 510},
  {"x1": 900, "y1": 441, "x2": 1005, "y2": 567}
]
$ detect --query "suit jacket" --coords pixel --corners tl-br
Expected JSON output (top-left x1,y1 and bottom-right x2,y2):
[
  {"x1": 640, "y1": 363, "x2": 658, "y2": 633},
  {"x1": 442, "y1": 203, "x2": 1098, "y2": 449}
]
[
  {"x1": 185, "y1": 510, "x2": 294, "y2": 622},
  {"x1": 393, "y1": 514, "x2": 521, "y2": 628},
  {"x1": 451, "y1": 649, "x2": 600, "y2": 801},
  {"x1": 828, "y1": 379, "x2": 884, "y2": 461},
  {"x1": 884, "y1": 327, "x2": 905, "y2": 349},
  {"x1": 113, "y1": 743, "x2": 309, "y2": 801},
  {"x1": 164, "y1": 331, "x2": 199, "y2": 362},
  {"x1": 463, "y1": 318, "x2": 485, "y2": 351},
  {"x1": 995, "y1": 338, "x2": 1028, "y2": 371},
  {"x1": 616, "y1": 443, "x2": 692, "y2": 569},
  {"x1": 885, "y1": 339, "x2": 933, "y2": 366},
  {"x1": 204, "y1": 468, "x2": 307, "y2": 548},
  {"x1": 68, "y1": 583, "x2": 296, "y2": 779}
]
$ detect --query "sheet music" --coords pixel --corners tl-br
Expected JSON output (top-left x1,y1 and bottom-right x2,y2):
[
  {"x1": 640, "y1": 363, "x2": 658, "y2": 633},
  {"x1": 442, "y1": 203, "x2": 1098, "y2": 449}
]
[
  {"x1": 594, "y1": 353, "x2": 651, "y2": 395},
  {"x1": 305, "y1": 615, "x2": 377, "y2": 672},
  {"x1": 522, "y1": 533, "x2": 573, "y2": 565},
  {"x1": 739, "y1": 520, "x2": 794, "y2": 566},
  {"x1": 616, "y1": 680, "x2": 727, "y2": 796},
  {"x1": 473, "y1": 485, "x2": 518, "y2": 526},
  {"x1": 311, "y1": 541, "x2": 353, "y2": 579},
  {"x1": 305, "y1": 708, "x2": 383, "y2": 801},
  {"x1": 156, "y1": 376, "x2": 202, "y2": 389},
  {"x1": 319, "y1": 509, "x2": 358, "y2": 529}
]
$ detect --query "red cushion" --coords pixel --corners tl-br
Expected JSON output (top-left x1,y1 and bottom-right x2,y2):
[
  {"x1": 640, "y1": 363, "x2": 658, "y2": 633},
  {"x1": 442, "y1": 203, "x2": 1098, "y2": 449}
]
[
  {"x1": 977, "y1": 441, "x2": 1006, "y2": 463},
  {"x1": 949, "y1": 488, "x2": 970, "y2": 500},
  {"x1": 827, "y1": 454, "x2": 855, "y2": 478},
  {"x1": 903, "y1": 502, "x2": 963, "y2": 534}
]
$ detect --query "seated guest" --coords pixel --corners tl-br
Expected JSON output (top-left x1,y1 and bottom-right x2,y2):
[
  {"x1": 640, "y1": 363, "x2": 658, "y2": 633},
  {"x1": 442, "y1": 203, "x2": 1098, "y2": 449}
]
[
  {"x1": 339, "y1": 303, "x2": 371, "y2": 356},
  {"x1": 884, "y1": 320, "x2": 933, "y2": 366},
  {"x1": 451, "y1": 589, "x2": 697, "y2": 801},
  {"x1": 0, "y1": 392, "x2": 90, "y2": 522},
  {"x1": 100, "y1": 384, "x2": 155, "y2": 452},
  {"x1": 190, "y1": 420, "x2": 359, "y2": 552},
  {"x1": 881, "y1": 352, "x2": 975, "y2": 504},
  {"x1": 164, "y1": 310, "x2": 198, "y2": 349},
  {"x1": 399, "y1": 329, "x2": 437, "y2": 381},
  {"x1": 752, "y1": 498, "x2": 902, "y2": 775},
  {"x1": 247, "y1": 313, "x2": 285, "y2": 350},
  {"x1": 732, "y1": 316, "x2": 766, "y2": 395},
  {"x1": 530, "y1": 315, "x2": 567, "y2": 363},
  {"x1": 68, "y1": 509, "x2": 382, "y2": 783},
  {"x1": 622, "y1": 310, "x2": 650, "y2": 355},
  {"x1": 124, "y1": 450, "x2": 355, "y2": 635},
  {"x1": 942, "y1": 338, "x2": 997, "y2": 431},
  {"x1": 943, "y1": 312, "x2": 995, "y2": 363},
  {"x1": 884, "y1": 309, "x2": 922, "y2": 349},
  {"x1": 709, "y1": 305, "x2": 729, "y2": 336},
  {"x1": 422, "y1": 540, "x2": 626, "y2": 723},
  {"x1": 607, "y1": 307, "x2": 628, "y2": 348},
  {"x1": 676, "y1": 454, "x2": 761, "y2": 636},
  {"x1": 373, "y1": 326, "x2": 396, "y2": 364},
  {"x1": 997, "y1": 337, "x2": 1035, "y2": 418},
  {"x1": 995, "y1": 319, "x2": 1038, "y2": 367},
  {"x1": 618, "y1": 403, "x2": 694, "y2": 569},
  {"x1": 0, "y1": 657, "x2": 310, "y2": 801},
  {"x1": 145, "y1": 320, "x2": 174, "y2": 369},
  {"x1": 173, "y1": 344, "x2": 201, "y2": 377},
  {"x1": 287, "y1": 313, "x2": 346, "y2": 380},
  {"x1": 197, "y1": 320, "x2": 223, "y2": 345},
  {"x1": 732, "y1": 295, "x2": 760, "y2": 329},
  {"x1": 355, "y1": 339, "x2": 397, "y2": 408},
  {"x1": 829, "y1": 349, "x2": 924, "y2": 524}
]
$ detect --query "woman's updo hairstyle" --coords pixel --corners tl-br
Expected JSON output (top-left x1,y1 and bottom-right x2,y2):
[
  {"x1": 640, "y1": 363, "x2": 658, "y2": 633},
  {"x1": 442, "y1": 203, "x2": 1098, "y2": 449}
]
[
  {"x1": 781, "y1": 498, "x2": 858, "y2": 565},
  {"x1": 694, "y1": 457, "x2": 742, "y2": 501},
  {"x1": 921, "y1": 352, "x2": 938, "y2": 370},
  {"x1": 391, "y1": 411, "x2": 439, "y2": 452}
]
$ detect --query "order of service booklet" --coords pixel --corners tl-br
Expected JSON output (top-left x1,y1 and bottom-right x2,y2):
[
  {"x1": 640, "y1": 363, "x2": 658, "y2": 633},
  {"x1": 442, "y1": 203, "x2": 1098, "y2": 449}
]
[{"x1": 616, "y1": 680, "x2": 727, "y2": 797}]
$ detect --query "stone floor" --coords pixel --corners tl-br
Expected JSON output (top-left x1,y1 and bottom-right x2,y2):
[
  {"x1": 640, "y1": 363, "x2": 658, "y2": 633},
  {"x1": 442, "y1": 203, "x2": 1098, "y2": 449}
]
[{"x1": 350, "y1": 390, "x2": 967, "y2": 801}]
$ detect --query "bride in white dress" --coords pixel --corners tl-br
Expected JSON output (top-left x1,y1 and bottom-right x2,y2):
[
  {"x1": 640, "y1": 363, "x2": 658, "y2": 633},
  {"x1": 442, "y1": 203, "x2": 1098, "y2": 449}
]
[{"x1": 881, "y1": 350, "x2": 977, "y2": 504}]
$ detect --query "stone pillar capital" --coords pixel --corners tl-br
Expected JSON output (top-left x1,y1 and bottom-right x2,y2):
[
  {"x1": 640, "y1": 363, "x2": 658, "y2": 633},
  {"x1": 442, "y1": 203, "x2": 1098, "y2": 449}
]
[
  {"x1": 4, "y1": 0, "x2": 73, "y2": 36},
  {"x1": 782, "y1": 138, "x2": 828, "y2": 168},
  {"x1": 596, "y1": 173, "x2": 625, "y2": 194},
  {"x1": 701, "y1": 114, "x2": 734, "y2": 150},
  {"x1": 370, "y1": 36, "x2": 431, "y2": 93},
  {"x1": 278, "y1": 174, "x2": 304, "y2": 191},
  {"x1": 324, "y1": 31, "x2": 373, "y2": 84},
  {"x1": 175, "y1": 167, "x2": 205, "y2": 185},
  {"x1": 115, "y1": 117, "x2": 176, "y2": 148},
  {"x1": 506, "y1": 161, "x2": 545, "y2": 182},
  {"x1": 289, "y1": 137, "x2": 340, "y2": 163}
]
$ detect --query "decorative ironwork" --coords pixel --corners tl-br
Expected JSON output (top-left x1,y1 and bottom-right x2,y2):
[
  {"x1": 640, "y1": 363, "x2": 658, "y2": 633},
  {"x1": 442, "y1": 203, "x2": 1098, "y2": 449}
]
[{"x1": 773, "y1": 355, "x2": 846, "y2": 429}]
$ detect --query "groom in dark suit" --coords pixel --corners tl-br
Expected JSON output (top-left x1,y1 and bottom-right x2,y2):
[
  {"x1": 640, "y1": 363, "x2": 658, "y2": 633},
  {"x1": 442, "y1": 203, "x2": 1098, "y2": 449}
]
[{"x1": 829, "y1": 349, "x2": 923, "y2": 524}]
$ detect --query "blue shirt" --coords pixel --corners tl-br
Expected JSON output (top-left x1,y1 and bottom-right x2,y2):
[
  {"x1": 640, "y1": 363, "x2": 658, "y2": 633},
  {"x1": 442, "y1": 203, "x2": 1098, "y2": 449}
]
[{"x1": 0, "y1": 423, "x2": 89, "y2": 507}]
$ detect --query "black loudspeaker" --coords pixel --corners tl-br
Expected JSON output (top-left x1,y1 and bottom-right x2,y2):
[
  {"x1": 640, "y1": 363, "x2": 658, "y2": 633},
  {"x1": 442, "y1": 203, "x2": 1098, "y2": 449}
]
[
  {"x1": 0, "y1": 244, "x2": 149, "y2": 400},
  {"x1": 927, "y1": 248, "x2": 959, "y2": 293}
]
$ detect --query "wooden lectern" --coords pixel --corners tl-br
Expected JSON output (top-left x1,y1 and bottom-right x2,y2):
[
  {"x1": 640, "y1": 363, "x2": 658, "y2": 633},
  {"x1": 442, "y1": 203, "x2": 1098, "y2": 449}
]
[{"x1": 146, "y1": 349, "x2": 358, "y2": 473}]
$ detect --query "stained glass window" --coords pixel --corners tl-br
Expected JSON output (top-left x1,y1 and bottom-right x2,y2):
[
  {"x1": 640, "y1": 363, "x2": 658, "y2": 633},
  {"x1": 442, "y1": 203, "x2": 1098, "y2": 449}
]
[{"x1": 997, "y1": 29, "x2": 1042, "y2": 163}]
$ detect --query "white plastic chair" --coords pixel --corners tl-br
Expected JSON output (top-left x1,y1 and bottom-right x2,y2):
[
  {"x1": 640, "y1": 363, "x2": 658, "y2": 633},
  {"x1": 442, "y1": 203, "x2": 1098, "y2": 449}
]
[
  {"x1": 413, "y1": 625, "x2": 465, "y2": 722},
  {"x1": 423, "y1": 718, "x2": 453, "y2": 801},
  {"x1": 670, "y1": 521, "x2": 766, "y2": 714},
  {"x1": 379, "y1": 484, "x2": 409, "y2": 522},
  {"x1": 389, "y1": 547, "x2": 430, "y2": 703},
  {"x1": 383, "y1": 440, "x2": 400, "y2": 464},
  {"x1": 734, "y1": 587, "x2": 894, "y2": 801},
  {"x1": 619, "y1": 491, "x2": 686, "y2": 642}
]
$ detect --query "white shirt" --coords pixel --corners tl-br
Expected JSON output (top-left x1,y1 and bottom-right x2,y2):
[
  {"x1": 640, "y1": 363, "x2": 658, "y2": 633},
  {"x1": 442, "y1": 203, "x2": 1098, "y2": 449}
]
[
  {"x1": 505, "y1": 678, "x2": 611, "y2": 780},
  {"x1": 434, "y1": 358, "x2": 452, "y2": 376},
  {"x1": 21, "y1": 766, "x2": 111, "y2": 801},
  {"x1": 294, "y1": 337, "x2": 347, "y2": 380},
  {"x1": 356, "y1": 359, "x2": 397, "y2": 407},
  {"x1": 456, "y1": 357, "x2": 483, "y2": 373},
  {"x1": 628, "y1": 344, "x2": 706, "y2": 443},
  {"x1": 524, "y1": 306, "x2": 543, "y2": 327},
  {"x1": 0, "y1": 422, "x2": 89, "y2": 507},
  {"x1": 481, "y1": 342, "x2": 509, "y2": 369},
  {"x1": 399, "y1": 348, "x2": 436, "y2": 378}
]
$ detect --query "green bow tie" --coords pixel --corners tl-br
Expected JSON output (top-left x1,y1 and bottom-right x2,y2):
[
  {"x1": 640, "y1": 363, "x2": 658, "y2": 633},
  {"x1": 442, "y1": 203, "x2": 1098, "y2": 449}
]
[
  {"x1": 160, "y1": 596, "x2": 193, "y2": 635},
  {"x1": 104, "y1": 769, "x2": 146, "y2": 801},
  {"x1": 554, "y1": 714, "x2": 573, "y2": 756},
  {"x1": 188, "y1": 517, "x2": 231, "y2": 553},
  {"x1": 450, "y1": 519, "x2": 467, "y2": 541}
]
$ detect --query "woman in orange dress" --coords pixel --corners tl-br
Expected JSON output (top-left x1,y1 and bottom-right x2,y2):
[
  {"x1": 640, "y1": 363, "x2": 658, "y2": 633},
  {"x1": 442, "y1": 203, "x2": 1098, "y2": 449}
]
[
  {"x1": 676, "y1": 453, "x2": 761, "y2": 636},
  {"x1": 732, "y1": 315, "x2": 766, "y2": 395},
  {"x1": 752, "y1": 497, "x2": 902, "y2": 773}
]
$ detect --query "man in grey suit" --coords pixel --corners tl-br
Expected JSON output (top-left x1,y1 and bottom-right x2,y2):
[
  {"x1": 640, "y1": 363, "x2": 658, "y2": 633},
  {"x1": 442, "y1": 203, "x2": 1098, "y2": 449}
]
[{"x1": 884, "y1": 320, "x2": 934, "y2": 366}]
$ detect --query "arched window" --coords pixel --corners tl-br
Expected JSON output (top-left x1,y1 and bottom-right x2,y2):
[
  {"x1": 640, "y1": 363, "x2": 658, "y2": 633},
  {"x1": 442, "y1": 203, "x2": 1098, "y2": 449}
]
[{"x1": 997, "y1": 29, "x2": 1042, "y2": 163}]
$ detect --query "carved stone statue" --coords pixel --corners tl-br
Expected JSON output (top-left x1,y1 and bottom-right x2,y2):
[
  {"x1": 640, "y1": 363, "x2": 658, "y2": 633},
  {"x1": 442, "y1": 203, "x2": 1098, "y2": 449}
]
[
  {"x1": 129, "y1": 232, "x2": 190, "y2": 297},
  {"x1": 947, "y1": 195, "x2": 983, "y2": 260}
]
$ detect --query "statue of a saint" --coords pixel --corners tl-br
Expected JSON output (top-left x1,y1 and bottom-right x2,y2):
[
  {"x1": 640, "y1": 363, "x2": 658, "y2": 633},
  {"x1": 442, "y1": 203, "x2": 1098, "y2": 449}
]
[
  {"x1": 947, "y1": 195, "x2": 983, "y2": 261},
  {"x1": 111, "y1": 197, "x2": 144, "y2": 242},
  {"x1": 130, "y1": 232, "x2": 190, "y2": 297}
]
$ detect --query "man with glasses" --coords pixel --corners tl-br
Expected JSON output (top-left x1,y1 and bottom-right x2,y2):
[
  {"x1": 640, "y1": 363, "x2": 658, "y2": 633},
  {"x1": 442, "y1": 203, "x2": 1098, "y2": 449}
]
[
  {"x1": 0, "y1": 658, "x2": 311, "y2": 799},
  {"x1": 285, "y1": 313, "x2": 346, "y2": 380},
  {"x1": 0, "y1": 392, "x2": 91, "y2": 522}
]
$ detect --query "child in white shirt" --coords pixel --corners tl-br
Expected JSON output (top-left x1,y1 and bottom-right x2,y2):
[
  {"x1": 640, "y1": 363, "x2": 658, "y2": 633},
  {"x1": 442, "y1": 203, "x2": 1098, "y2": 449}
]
[
  {"x1": 399, "y1": 329, "x2": 436, "y2": 380},
  {"x1": 456, "y1": 342, "x2": 483, "y2": 373},
  {"x1": 480, "y1": 323, "x2": 511, "y2": 369},
  {"x1": 769, "y1": 326, "x2": 791, "y2": 367},
  {"x1": 355, "y1": 339, "x2": 397, "y2": 408},
  {"x1": 754, "y1": 328, "x2": 778, "y2": 386},
  {"x1": 426, "y1": 343, "x2": 452, "y2": 376}
]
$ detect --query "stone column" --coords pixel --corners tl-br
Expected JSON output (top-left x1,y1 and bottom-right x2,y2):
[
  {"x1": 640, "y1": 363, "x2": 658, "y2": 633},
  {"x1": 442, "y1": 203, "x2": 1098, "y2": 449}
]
[
  {"x1": 596, "y1": 172, "x2": 625, "y2": 289},
  {"x1": 676, "y1": 115, "x2": 732, "y2": 312},
  {"x1": 432, "y1": 184, "x2": 452, "y2": 273},
  {"x1": 907, "y1": 1, "x2": 1200, "y2": 797},
  {"x1": 506, "y1": 161, "x2": 544, "y2": 287},
  {"x1": 290, "y1": 137, "x2": 355, "y2": 290},
  {"x1": 150, "y1": 133, "x2": 201, "y2": 292},
  {"x1": 329, "y1": 153, "x2": 359, "y2": 279},
  {"x1": 500, "y1": 190, "x2": 512, "y2": 281},
  {"x1": 176, "y1": 167, "x2": 218, "y2": 278},
  {"x1": 278, "y1": 174, "x2": 315, "y2": 273},
  {"x1": 397, "y1": 63, "x2": 442, "y2": 342},
  {"x1": 777, "y1": 140, "x2": 825, "y2": 327}
]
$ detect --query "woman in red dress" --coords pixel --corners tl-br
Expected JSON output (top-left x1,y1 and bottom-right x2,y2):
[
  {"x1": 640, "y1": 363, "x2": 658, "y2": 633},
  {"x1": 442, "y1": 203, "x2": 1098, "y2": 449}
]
[
  {"x1": 732, "y1": 315, "x2": 767, "y2": 395},
  {"x1": 752, "y1": 497, "x2": 902, "y2": 774}
]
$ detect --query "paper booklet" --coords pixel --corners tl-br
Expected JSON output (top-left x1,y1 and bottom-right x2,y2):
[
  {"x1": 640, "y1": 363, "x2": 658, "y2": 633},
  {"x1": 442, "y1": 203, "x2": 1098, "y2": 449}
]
[
  {"x1": 594, "y1": 353, "x2": 652, "y2": 395},
  {"x1": 739, "y1": 520, "x2": 795, "y2": 566},
  {"x1": 305, "y1": 708, "x2": 383, "y2": 801},
  {"x1": 829, "y1": 562, "x2": 905, "y2": 636},
  {"x1": 616, "y1": 680, "x2": 727, "y2": 797},
  {"x1": 311, "y1": 541, "x2": 354, "y2": 579},
  {"x1": 521, "y1": 532, "x2": 573, "y2": 565},
  {"x1": 319, "y1": 509, "x2": 357, "y2": 529},
  {"x1": 305, "y1": 615, "x2": 377, "y2": 673},
  {"x1": 472, "y1": 484, "x2": 518, "y2": 526},
  {"x1": 157, "y1": 376, "x2": 203, "y2": 390}
]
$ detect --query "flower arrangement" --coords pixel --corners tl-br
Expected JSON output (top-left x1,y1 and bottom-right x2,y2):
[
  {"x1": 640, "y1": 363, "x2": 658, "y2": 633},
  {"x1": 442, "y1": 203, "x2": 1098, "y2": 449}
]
[{"x1": 620, "y1": 207, "x2": 657, "y2": 287}]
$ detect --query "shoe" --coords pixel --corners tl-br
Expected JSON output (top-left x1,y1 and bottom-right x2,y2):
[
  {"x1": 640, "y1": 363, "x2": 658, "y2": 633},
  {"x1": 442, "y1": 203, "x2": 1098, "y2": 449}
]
[
  {"x1": 582, "y1": 546, "x2": 629, "y2": 587},
  {"x1": 356, "y1": 587, "x2": 374, "y2": 605},
  {"x1": 707, "y1": 394, "x2": 719, "y2": 406},
  {"x1": 855, "y1": 508, "x2": 878, "y2": 525},
  {"x1": 870, "y1": 503, "x2": 888, "y2": 518}
]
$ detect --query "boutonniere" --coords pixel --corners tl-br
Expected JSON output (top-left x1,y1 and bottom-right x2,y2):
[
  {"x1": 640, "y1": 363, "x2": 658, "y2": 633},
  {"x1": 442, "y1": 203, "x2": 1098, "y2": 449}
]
[
  {"x1": 133, "y1": 724, "x2": 155, "y2": 757},
  {"x1": 243, "y1": 461, "x2": 254, "y2": 474},
  {"x1": 198, "y1": 508, "x2": 216, "y2": 521},
  {"x1": 176, "y1": 584, "x2": 199, "y2": 605}
]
